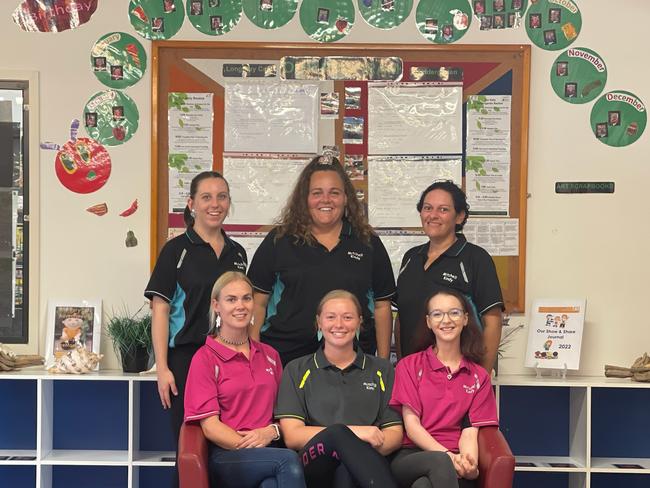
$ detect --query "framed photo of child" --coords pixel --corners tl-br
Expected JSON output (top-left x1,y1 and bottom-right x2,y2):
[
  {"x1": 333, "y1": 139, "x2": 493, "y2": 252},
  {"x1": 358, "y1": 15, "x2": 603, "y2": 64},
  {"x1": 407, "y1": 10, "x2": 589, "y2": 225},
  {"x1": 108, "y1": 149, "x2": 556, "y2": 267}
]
[{"x1": 45, "y1": 300, "x2": 102, "y2": 370}]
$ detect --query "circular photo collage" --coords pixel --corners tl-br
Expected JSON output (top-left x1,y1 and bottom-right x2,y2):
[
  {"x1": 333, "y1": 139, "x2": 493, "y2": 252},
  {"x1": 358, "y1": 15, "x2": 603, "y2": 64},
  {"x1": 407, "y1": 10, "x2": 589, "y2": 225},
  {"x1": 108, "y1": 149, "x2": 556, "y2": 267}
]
[
  {"x1": 129, "y1": 0, "x2": 185, "y2": 40},
  {"x1": 415, "y1": 0, "x2": 472, "y2": 44},
  {"x1": 590, "y1": 91, "x2": 646, "y2": 147},
  {"x1": 243, "y1": 0, "x2": 297, "y2": 29},
  {"x1": 186, "y1": 0, "x2": 243, "y2": 35},
  {"x1": 550, "y1": 47, "x2": 606, "y2": 105},
  {"x1": 357, "y1": 0, "x2": 413, "y2": 30},
  {"x1": 83, "y1": 90, "x2": 140, "y2": 147},
  {"x1": 472, "y1": 0, "x2": 527, "y2": 31},
  {"x1": 300, "y1": 0, "x2": 356, "y2": 43},
  {"x1": 90, "y1": 32, "x2": 147, "y2": 89},
  {"x1": 525, "y1": 0, "x2": 581, "y2": 51}
]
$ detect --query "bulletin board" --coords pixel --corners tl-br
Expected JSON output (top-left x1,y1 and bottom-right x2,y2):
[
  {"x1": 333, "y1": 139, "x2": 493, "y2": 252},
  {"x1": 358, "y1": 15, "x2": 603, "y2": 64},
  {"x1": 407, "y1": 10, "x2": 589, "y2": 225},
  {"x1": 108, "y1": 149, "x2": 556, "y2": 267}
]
[{"x1": 150, "y1": 41, "x2": 530, "y2": 312}]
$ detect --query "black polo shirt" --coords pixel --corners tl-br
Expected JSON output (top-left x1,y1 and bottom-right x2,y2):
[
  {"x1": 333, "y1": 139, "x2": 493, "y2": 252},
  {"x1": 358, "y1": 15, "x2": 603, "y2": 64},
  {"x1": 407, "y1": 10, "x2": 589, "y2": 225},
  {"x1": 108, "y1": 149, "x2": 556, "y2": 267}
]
[
  {"x1": 394, "y1": 234, "x2": 503, "y2": 357},
  {"x1": 144, "y1": 228, "x2": 247, "y2": 348},
  {"x1": 275, "y1": 346, "x2": 402, "y2": 429},
  {"x1": 247, "y1": 222, "x2": 396, "y2": 364}
]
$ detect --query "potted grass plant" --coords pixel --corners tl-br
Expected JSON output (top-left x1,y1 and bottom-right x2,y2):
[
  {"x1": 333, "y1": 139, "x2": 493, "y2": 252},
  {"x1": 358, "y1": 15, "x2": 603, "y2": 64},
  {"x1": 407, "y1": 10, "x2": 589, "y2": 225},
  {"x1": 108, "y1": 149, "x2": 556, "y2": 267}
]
[{"x1": 105, "y1": 304, "x2": 152, "y2": 373}]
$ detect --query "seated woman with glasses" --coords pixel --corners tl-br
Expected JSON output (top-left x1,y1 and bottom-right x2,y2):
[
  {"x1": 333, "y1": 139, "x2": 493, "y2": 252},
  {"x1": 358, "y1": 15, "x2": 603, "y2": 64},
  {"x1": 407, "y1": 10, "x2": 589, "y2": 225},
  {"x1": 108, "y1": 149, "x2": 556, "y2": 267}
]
[
  {"x1": 389, "y1": 289, "x2": 498, "y2": 488},
  {"x1": 393, "y1": 180, "x2": 504, "y2": 372},
  {"x1": 276, "y1": 290, "x2": 403, "y2": 488}
]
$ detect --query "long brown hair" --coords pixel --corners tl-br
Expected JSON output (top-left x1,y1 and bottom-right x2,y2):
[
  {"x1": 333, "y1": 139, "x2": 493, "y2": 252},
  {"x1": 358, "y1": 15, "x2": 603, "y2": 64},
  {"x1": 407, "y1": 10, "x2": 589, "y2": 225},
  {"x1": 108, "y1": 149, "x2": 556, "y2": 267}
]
[
  {"x1": 411, "y1": 289, "x2": 485, "y2": 364},
  {"x1": 274, "y1": 155, "x2": 374, "y2": 245}
]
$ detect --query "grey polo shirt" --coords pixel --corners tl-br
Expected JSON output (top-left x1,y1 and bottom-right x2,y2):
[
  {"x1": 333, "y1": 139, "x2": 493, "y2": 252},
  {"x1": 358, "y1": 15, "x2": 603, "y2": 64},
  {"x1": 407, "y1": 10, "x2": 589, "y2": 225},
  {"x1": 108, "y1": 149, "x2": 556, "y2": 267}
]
[{"x1": 275, "y1": 346, "x2": 402, "y2": 429}]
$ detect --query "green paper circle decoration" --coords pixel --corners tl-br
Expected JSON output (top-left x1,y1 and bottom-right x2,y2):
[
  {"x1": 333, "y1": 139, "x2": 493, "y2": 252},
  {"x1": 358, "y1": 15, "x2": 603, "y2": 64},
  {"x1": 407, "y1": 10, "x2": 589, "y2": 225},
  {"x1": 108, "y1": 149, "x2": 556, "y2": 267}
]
[
  {"x1": 91, "y1": 32, "x2": 147, "y2": 89},
  {"x1": 243, "y1": 0, "x2": 297, "y2": 29},
  {"x1": 186, "y1": 0, "x2": 243, "y2": 35},
  {"x1": 415, "y1": 0, "x2": 472, "y2": 44},
  {"x1": 590, "y1": 91, "x2": 646, "y2": 147},
  {"x1": 550, "y1": 48, "x2": 607, "y2": 105},
  {"x1": 83, "y1": 90, "x2": 140, "y2": 147},
  {"x1": 525, "y1": 0, "x2": 581, "y2": 51},
  {"x1": 129, "y1": 0, "x2": 185, "y2": 40},
  {"x1": 300, "y1": 0, "x2": 356, "y2": 43},
  {"x1": 472, "y1": 0, "x2": 527, "y2": 30},
  {"x1": 358, "y1": 0, "x2": 413, "y2": 30}
]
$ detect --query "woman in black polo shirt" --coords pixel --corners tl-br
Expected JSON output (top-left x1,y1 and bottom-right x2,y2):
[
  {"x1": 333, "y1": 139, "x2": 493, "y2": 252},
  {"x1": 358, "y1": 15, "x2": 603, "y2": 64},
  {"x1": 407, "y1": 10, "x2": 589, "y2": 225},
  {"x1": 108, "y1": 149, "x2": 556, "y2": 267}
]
[
  {"x1": 276, "y1": 290, "x2": 403, "y2": 488},
  {"x1": 248, "y1": 155, "x2": 395, "y2": 365},
  {"x1": 144, "y1": 171, "x2": 247, "y2": 477},
  {"x1": 394, "y1": 181, "x2": 504, "y2": 371}
]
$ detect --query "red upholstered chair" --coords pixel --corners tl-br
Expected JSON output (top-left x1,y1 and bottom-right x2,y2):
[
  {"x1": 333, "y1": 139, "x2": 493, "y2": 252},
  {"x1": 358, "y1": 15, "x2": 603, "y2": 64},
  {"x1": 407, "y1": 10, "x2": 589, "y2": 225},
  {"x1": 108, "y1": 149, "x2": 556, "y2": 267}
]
[
  {"x1": 178, "y1": 422, "x2": 210, "y2": 488},
  {"x1": 178, "y1": 422, "x2": 515, "y2": 488},
  {"x1": 476, "y1": 426, "x2": 515, "y2": 488}
]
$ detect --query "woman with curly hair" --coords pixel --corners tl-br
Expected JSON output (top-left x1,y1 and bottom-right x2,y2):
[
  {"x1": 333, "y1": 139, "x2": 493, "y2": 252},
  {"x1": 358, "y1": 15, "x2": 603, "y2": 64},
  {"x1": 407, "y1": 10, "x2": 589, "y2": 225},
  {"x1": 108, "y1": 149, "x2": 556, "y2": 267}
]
[{"x1": 247, "y1": 155, "x2": 395, "y2": 365}]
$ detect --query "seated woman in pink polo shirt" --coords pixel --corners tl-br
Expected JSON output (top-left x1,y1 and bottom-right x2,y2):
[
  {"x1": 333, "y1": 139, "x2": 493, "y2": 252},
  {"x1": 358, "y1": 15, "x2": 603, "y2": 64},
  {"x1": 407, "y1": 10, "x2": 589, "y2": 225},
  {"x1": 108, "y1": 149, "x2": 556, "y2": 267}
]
[
  {"x1": 276, "y1": 290, "x2": 404, "y2": 488},
  {"x1": 184, "y1": 271, "x2": 305, "y2": 488},
  {"x1": 389, "y1": 289, "x2": 498, "y2": 488}
]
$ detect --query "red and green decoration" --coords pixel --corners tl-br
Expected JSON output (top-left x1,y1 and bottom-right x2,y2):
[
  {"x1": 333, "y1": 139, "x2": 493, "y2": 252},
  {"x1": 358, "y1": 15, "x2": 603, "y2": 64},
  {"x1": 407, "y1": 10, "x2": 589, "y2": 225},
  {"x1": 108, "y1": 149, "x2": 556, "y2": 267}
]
[
  {"x1": 358, "y1": 0, "x2": 413, "y2": 30},
  {"x1": 41, "y1": 120, "x2": 112, "y2": 194},
  {"x1": 243, "y1": 0, "x2": 297, "y2": 29},
  {"x1": 83, "y1": 90, "x2": 139, "y2": 146},
  {"x1": 415, "y1": 0, "x2": 472, "y2": 44},
  {"x1": 300, "y1": 0, "x2": 355, "y2": 43},
  {"x1": 525, "y1": 0, "x2": 581, "y2": 51},
  {"x1": 550, "y1": 47, "x2": 606, "y2": 105},
  {"x1": 590, "y1": 91, "x2": 646, "y2": 147},
  {"x1": 90, "y1": 32, "x2": 147, "y2": 89},
  {"x1": 129, "y1": 0, "x2": 185, "y2": 40},
  {"x1": 186, "y1": 0, "x2": 243, "y2": 35}
]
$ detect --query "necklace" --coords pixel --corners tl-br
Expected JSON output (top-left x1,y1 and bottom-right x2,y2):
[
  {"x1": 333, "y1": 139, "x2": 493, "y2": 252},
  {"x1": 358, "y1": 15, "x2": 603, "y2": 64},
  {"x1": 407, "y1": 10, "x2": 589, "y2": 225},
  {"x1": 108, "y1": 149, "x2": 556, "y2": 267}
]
[{"x1": 217, "y1": 331, "x2": 248, "y2": 346}]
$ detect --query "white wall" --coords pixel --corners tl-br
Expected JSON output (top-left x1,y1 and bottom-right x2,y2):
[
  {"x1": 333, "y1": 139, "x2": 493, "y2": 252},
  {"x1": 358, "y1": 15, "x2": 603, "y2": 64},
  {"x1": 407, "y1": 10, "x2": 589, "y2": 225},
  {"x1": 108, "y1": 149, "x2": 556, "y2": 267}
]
[{"x1": 0, "y1": 1, "x2": 647, "y2": 373}]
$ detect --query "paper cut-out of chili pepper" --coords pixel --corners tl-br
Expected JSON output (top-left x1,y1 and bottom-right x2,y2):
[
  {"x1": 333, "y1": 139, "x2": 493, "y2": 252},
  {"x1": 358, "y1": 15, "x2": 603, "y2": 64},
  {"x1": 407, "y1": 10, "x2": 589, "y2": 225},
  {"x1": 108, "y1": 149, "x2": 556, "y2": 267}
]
[{"x1": 119, "y1": 199, "x2": 138, "y2": 217}]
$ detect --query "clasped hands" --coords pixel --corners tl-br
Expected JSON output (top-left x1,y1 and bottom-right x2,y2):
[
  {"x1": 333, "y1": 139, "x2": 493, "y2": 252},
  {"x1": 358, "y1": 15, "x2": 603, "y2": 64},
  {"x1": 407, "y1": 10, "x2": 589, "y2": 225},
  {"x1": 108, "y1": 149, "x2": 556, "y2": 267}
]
[{"x1": 447, "y1": 451, "x2": 479, "y2": 480}]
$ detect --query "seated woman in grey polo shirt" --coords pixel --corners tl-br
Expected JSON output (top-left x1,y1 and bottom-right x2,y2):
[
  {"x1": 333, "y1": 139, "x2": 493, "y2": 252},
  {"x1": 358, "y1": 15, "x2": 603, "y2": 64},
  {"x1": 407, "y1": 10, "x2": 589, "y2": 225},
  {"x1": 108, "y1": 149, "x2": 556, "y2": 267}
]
[{"x1": 275, "y1": 290, "x2": 403, "y2": 488}]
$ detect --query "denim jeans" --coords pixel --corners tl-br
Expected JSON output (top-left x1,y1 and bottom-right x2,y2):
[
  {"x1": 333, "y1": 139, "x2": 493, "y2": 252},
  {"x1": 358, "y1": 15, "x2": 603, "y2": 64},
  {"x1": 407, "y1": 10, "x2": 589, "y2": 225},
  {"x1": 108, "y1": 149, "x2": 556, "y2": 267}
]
[{"x1": 208, "y1": 443, "x2": 306, "y2": 488}]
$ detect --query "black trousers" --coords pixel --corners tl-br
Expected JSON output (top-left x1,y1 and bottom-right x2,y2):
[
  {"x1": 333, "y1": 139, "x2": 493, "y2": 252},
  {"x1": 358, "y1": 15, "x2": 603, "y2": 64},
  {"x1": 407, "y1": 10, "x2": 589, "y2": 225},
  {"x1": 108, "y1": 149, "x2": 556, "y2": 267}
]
[
  {"x1": 167, "y1": 343, "x2": 202, "y2": 487},
  {"x1": 391, "y1": 448, "x2": 477, "y2": 488},
  {"x1": 299, "y1": 424, "x2": 398, "y2": 488}
]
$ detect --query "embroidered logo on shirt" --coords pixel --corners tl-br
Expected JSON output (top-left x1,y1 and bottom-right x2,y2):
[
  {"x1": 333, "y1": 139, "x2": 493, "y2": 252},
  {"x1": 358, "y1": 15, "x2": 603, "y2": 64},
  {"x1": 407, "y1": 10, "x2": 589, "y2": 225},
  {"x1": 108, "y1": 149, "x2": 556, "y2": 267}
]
[
  {"x1": 347, "y1": 251, "x2": 364, "y2": 261},
  {"x1": 442, "y1": 272, "x2": 458, "y2": 283},
  {"x1": 463, "y1": 373, "x2": 481, "y2": 394},
  {"x1": 363, "y1": 381, "x2": 377, "y2": 391},
  {"x1": 266, "y1": 367, "x2": 274, "y2": 376},
  {"x1": 233, "y1": 261, "x2": 247, "y2": 271}
]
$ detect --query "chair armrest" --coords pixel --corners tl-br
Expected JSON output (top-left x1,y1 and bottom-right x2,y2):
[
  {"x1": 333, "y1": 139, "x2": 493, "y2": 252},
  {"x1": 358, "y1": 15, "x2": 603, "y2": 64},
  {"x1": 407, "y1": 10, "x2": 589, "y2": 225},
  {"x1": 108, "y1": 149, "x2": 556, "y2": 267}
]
[
  {"x1": 178, "y1": 422, "x2": 210, "y2": 488},
  {"x1": 477, "y1": 426, "x2": 515, "y2": 488}
]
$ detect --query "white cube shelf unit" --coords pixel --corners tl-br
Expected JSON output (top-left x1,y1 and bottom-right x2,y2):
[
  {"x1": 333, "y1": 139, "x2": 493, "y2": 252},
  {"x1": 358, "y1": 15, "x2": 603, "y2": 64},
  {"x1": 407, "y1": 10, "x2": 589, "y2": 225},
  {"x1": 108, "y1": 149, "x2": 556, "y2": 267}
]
[
  {"x1": 0, "y1": 370, "x2": 175, "y2": 488},
  {"x1": 494, "y1": 375, "x2": 650, "y2": 488}
]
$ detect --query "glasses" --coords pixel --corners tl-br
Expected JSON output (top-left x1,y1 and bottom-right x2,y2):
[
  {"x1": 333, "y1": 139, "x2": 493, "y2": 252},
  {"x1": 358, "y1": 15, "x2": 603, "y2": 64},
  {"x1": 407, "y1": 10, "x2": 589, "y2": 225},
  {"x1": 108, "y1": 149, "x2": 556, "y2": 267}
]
[{"x1": 427, "y1": 308, "x2": 465, "y2": 322}]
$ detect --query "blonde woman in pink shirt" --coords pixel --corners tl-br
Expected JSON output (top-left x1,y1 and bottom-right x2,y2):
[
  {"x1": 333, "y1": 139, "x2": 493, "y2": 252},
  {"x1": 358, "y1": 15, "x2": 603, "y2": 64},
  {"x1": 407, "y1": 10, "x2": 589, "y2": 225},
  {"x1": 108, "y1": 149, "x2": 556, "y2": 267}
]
[{"x1": 184, "y1": 272, "x2": 305, "y2": 488}]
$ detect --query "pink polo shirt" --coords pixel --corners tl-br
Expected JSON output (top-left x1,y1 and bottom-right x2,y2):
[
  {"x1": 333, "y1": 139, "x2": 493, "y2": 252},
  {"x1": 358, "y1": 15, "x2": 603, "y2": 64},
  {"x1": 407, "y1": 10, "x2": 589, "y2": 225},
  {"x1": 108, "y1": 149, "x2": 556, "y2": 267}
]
[
  {"x1": 184, "y1": 337, "x2": 282, "y2": 432},
  {"x1": 390, "y1": 347, "x2": 498, "y2": 451}
]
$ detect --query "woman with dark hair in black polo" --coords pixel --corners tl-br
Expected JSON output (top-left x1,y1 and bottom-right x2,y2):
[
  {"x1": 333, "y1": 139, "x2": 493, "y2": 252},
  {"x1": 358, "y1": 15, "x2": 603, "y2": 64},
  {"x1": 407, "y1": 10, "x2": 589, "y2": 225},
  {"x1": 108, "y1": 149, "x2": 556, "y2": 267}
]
[
  {"x1": 394, "y1": 181, "x2": 504, "y2": 372},
  {"x1": 276, "y1": 290, "x2": 403, "y2": 488},
  {"x1": 144, "y1": 171, "x2": 247, "y2": 484},
  {"x1": 247, "y1": 155, "x2": 395, "y2": 365}
]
